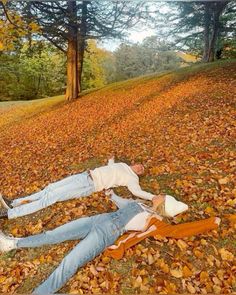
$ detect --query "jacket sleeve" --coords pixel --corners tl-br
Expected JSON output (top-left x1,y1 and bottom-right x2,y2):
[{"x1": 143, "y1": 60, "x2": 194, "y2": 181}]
[{"x1": 127, "y1": 181, "x2": 154, "y2": 201}]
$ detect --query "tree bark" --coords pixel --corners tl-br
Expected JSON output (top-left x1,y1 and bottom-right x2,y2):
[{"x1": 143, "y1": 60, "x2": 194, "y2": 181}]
[
  {"x1": 65, "y1": 1, "x2": 78, "y2": 100},
  {"x1": 202, "y1": 2, "x2": 211, "y2": 62},
  {"x1": 207, "y1": 2, "x2": 228, "y2": 62},
  {"x1": 78, "y1": 1, "x2": 88, "y2": 91}
]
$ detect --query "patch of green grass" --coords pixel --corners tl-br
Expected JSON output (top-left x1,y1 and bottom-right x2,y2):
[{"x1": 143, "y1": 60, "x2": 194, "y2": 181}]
[
  {"x1": 110, "y1": 258, "x2": 134, "y2": 276},
  {"x1": 147, "y1": 173, "x2": 182, "y2": 197},
  {"x1": 210, "y1": 139, "x2": 224, "y2": 147},
  {"x1": 191, "y1": 201, "x2": 209, "y2": 210},
  {"x1": 110, "y1": 258, "x2": 137, "y2": 294},
  {"x1": 0, "y1": 249, "x2": 17, "y2": 260},
  {"x1": 216, "y1": 237, "x2": 236, "y2": 252},
  {"x1": 25, "y1": 246, "x2": 50, "y2": 260},
  {"x1": 16, "y1": 263, "x2": 55, "y2": 294},
  {"x1": 155, "y1": 173, "x2": 182, "y2": 182},
  {"x1": 68, "y1": 157, "x2": 104, "y2": 171}
]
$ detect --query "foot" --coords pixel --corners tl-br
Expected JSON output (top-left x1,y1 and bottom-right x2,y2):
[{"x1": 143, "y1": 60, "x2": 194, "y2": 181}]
[
  {"x1": 214, "y1": 217, "x2": 221, "y2": 225},
  {"x1": 0, "y1": 193, "x2": 13, "y2": 209},
  {"x1": 0, "y1": 231, "x2": 17, "y2": 252},
  {"x1": 0, "y1": 208, "x2": 8, "y2": 219}
]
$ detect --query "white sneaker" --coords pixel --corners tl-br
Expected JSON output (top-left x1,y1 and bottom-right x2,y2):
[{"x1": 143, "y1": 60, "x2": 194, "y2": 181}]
[{"x1": 0, "y1": 231, "x2": 17, "y2": 252}]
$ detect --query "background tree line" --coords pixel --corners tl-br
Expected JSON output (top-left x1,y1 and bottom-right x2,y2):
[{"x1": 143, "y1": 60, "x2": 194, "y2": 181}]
[
  {"x1": 0, "y1": 37, "x2": 182, "y2": 101},
  {"x1": 158, "y1": 1, "x2": 236, "y2": 60},
  {"x1": 0, "y1": 0, "x2": 235, "y2": 101}
]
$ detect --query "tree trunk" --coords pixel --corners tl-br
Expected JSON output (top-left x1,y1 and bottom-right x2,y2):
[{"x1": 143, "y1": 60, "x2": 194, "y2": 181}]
[
  {"x1": 207, "y1": 2, "x2": 228, "y2": 62},
  {"x1": 65, "y1": 1, "x2": 79, "y2": 100},
  {"x1": 78, "y1": 1, "x2": 88, "y2": 91},
  {"x1": 202, "y1": 3, "x2": 211, "y2": 62}
]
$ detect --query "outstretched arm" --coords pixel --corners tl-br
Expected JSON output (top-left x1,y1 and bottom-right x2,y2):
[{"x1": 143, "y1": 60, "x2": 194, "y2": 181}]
[{"x1": 127, "y1": 181, "x2": 155, "y2": 201}]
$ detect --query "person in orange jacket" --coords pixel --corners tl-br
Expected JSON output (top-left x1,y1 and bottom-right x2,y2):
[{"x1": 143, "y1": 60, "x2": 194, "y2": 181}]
[
  {"x1": 0, "y1": 190, "x2": 220, "y2": 294},
  {"x1": 104, "y1": 190, "x2": 220, "y2": 259}
]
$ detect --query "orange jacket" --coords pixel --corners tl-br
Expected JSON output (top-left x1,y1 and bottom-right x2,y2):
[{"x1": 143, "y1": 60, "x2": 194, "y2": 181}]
[{"x1": 104, "y1": 216, "x2": 219, "y2": 260}]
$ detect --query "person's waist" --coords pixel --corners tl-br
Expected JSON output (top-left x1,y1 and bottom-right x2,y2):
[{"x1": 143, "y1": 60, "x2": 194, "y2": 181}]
[{"x1": 110, "y1": 202, "x2": 145, "y2": 225}]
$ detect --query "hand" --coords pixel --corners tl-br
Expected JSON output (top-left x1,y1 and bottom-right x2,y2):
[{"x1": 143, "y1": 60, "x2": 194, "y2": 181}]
[
  {"x1": 154, "y1": 214, "x2": 163, "y2": 221},
  {"x1": 152, "y1": 194, "x2": 165, "y2": 211},
  {"x1": 108, "y1": 155, "x2": 115, "y2": 161}
]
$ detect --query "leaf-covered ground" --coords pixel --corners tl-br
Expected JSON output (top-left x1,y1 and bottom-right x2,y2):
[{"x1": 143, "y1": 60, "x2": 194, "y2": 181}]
[{"x1": 0, "y1": 60, "x2": 235, "y2": 294}]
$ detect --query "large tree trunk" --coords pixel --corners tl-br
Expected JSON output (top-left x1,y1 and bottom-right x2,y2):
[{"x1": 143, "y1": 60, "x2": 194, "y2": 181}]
[
  {"x1": 66, "y1": 37, "x2": 78, "y2": 100},
  {"x1": 78, "y1": 1, "x2": 88, "y2": 91},
  {"x1": 202, "y1": 3, "x2": 211, "y2": 62},
  {"x1": 207, "y1": 2, "x2": 228, "y2": 62},
  {"x1": 66, "y1": 1, "x2": 79, "y2": 101}
]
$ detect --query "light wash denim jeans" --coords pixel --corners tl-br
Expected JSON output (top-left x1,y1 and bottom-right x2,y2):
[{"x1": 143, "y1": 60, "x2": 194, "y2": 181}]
[
  {"x1": 16, "y1": 201, "x2": 143, "y2": 294},
  {"x1": 8, "y1": 172, "x2": 95, "y2": 219}
]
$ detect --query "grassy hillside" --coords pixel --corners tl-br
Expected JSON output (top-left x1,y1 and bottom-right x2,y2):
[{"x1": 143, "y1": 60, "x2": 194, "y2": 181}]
[
  {"x1": 0, "y1": 95, "x2": 65, "y2": 131},
  {"x1": 0, "y1": 60, "x2": 235, "y2": 294}
]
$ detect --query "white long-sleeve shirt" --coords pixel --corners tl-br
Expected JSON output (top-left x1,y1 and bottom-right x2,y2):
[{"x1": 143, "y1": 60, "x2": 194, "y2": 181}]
[{"x1": 90, "y1": 159, "x2": 154, "y2": 201}]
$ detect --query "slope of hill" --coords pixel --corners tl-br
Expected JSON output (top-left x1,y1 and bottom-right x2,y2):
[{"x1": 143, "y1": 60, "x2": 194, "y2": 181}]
[
  {"x1": 0, "y1": 60, "x2": 235, "y2": 294},
  {"x1": 0, "y1": 95, "x2": 65, "y2": 131}
]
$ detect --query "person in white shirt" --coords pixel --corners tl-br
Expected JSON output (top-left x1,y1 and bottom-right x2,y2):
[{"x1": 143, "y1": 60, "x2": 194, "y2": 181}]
[{"x1": 0, "y1": 157, "x2": 162, "y2": 219}]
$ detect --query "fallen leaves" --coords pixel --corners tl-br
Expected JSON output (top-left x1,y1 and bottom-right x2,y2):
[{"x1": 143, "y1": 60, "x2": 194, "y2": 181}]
[
  {"x1": 182, "y1": 265, "x2": 193, "y2": 278},
  {"x1": 218, "y1": 177, "x2": 229, "y2": 185},
  {"x1": 219, "y1": 248, "x2": 234, "y2": 261},
  {"x1": 170, "y1": 268, "x2": 183, "y2": 278},
  {"x1": 0, "y1": 62, "x2": 236, "y2": 293},
  {"x1": 176, "y1": 239, "x2": 188, "y2": 251}
]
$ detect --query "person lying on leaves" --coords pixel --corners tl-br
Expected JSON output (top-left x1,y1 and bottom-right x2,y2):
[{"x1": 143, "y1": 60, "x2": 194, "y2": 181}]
[
  {"x1": 0, "y1": 157, "x2": 162, "y2": 219},
  {"x1": 0, "y1": 190, "x2": 220, "y2": 294}
]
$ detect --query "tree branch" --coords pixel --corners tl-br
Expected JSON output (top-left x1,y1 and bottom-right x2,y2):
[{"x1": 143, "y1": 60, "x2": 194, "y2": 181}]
[{"x1": 0, "y1": 1, "x2": 25, "y2": 30}]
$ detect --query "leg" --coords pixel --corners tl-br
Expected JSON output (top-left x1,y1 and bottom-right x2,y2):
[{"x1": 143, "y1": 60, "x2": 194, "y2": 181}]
[
  {"x1": 17, "y1": 216, "x2": 94, "y2": 248},
  {"x1": 33, "y1": 229, "x2": 108, "y2": 294},
  {"x1": 11, "y1": 176, "x2": 80, "y2": 206},
  {"x1": 8, "y1": 173, "x2": 95, "y2": 219},
  {"x1": 12, "y1": 173, "x2": 93, "y2": 206}
]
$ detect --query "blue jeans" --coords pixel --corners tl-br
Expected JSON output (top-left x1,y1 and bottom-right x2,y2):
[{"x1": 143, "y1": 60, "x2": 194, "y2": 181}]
[
  {"x1": 8, "y1": 173, "x2": 95, "y2": 219},
  {"x1": 16, "y1": 202, "x2": 143, "y2": 294}
]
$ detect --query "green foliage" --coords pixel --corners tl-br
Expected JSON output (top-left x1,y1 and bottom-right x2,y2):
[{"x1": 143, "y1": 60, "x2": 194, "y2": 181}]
[
  {"x1": 0, "y1": 41, "x2": 66, "y2": 101},
  {"x1": 114, "y1": 36, "x2": 181, "y2": 80},
  {"x1": 158, "y1": 1, "x2": 236, "y2": 59},
  {"x1": 82, "y1": 40, "x2": 115, "y2": 90}
]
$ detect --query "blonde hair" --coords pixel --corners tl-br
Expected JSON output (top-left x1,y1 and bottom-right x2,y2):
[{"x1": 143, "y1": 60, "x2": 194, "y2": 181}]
[{"x1": 155, "y1": 202, "x2": 167, "y2": 217}]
